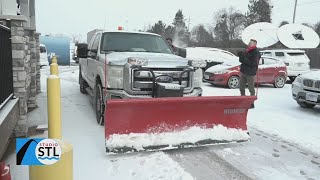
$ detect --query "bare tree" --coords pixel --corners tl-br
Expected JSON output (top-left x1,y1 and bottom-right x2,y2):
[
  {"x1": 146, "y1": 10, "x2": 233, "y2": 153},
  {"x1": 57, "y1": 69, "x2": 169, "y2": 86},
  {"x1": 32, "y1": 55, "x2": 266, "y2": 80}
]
[
  {"x1": 71, "y1": 33, "x2": 84, "y2": 44},
  {"x1": 191, "y1": 24, "x2": 213, "y2": 47},
  {"x1": 212, "y1": 7, "x2": 246, "y2": 47},
  {"x1": 301, "y1": 23, "x2": 314, "y2": 29},
  {"x1": 246, "y1": 0, "x2": 273, "y2": 25},
  {"x1": 279, "y1": 21, "x2": 289, "y2": 27},
  {"x1": 315, "y1": 22, "x2": 320, "y2": 35}
]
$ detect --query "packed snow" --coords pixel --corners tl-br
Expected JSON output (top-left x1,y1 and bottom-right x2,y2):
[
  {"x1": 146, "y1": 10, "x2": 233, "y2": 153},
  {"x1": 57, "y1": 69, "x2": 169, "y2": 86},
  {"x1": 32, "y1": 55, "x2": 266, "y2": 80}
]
[
  {"x1": 106, "y1": 125, "x2": 250, "y2": 151},
  {"x1": 202, "y1": 83, "x2": 320, "y2": 154},
  {"x1": 4, "y1": 65, "x2": 320, "y2": 180},
  {"x1": 107, "y1": 152, "x2": 194, "y2": 180}
]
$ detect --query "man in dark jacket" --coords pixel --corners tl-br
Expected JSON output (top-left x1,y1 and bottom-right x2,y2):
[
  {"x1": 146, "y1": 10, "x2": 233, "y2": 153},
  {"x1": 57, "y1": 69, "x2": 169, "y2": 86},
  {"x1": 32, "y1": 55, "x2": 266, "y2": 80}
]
[
  {"x1": 166, "y1": 38, "x2": 178, "y2": 54},
  {"x1": 238, "y1": 39, "x2": 260, "y2": 99}
]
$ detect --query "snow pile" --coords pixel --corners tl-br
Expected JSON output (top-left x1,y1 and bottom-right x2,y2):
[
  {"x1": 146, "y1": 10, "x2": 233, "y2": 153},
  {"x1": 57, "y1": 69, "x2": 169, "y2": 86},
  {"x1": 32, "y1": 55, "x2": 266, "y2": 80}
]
[
  {"x1": 222, "y1": 148, "x2": 240, "y2": 156},
  {"x1": 186, "y1": 47, "x2": 238, "y2": 64},
  {"x1": 106, "y1": 125, "x2": 250, "y2": 150},
  {"x1": 108, "y1": 152, "x2": 194, "y2": 180}
]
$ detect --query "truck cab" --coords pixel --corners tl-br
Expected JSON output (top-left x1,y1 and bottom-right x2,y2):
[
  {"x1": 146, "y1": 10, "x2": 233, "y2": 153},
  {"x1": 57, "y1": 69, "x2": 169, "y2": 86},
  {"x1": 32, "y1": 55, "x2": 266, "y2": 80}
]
[{"x1": 78, "y1": 30, "x2": 204, "y2": 125}]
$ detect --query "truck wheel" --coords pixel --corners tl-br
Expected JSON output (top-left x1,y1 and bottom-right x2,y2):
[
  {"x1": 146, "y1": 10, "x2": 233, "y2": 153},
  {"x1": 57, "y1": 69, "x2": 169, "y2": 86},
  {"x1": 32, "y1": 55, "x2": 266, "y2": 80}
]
[
  {"x1": 79, "y1": 69, "x2": 88, "y2": 94},
  {"x1": 273, "y1": 76, "x2": 286, "y2": 88},
  {"x1": 298, "y1": 101, "x2": 315, "y2": 109},
  {"x1": 95, "y1": 83, "x2": 105, "y2": 125}
]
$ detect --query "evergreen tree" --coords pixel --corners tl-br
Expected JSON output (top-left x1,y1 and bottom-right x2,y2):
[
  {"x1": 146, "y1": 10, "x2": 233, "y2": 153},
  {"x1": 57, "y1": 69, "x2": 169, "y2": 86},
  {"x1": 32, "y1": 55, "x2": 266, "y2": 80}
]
[{"x1": 246, "y1": 0, "x2": 272, "y2": 25}]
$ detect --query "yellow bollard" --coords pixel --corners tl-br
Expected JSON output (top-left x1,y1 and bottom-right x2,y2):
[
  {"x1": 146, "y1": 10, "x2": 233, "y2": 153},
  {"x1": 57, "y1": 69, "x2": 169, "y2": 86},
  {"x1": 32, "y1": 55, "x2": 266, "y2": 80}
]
[
  {"x1": 50, "y1": 56, "x2": 59, "y2": 75},
  {"x1": 47, "y1": 75, "x2": 62, "y2": 139},
  {"x1": 29, "y1": 69, "x2": 73, "y2": 180},
  {"x1": 29, "y1": 140, "x2": 73, "y2": 180}
]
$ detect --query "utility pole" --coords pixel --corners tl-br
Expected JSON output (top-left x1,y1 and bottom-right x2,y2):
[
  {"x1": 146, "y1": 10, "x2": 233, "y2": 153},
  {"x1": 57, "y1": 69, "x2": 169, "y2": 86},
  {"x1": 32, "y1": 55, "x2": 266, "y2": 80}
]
[
  {"x1": 293, "y1": 0, "x2": 298, "y2": 23},
  {"x1": 187, "y1": 16, "x2": 191, "y2": 32}
]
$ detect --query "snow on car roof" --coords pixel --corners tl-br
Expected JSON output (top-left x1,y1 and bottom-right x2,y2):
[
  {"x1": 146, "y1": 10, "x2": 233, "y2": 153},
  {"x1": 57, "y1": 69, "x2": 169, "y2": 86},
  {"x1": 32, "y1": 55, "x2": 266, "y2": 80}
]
[
  {"x1": 260, "y1": 49, "x2": 305, "y2": 53},
  {"x1": 186, "y1": 47, "x2": 238, "y2": 63},
  {"x1": 100, "y1": 30, "x2": 161, "y2": 36}
]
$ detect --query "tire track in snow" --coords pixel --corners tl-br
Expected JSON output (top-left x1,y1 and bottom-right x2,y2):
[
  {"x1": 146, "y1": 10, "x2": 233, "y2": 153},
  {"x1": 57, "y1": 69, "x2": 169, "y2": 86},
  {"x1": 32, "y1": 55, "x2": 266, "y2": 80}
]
[
  {"x1": 166, "y1": 147, "x2": 253, "y2": 180},
  {"x1": 165, "y1": 128, "x2": 320, "y2": 180}
]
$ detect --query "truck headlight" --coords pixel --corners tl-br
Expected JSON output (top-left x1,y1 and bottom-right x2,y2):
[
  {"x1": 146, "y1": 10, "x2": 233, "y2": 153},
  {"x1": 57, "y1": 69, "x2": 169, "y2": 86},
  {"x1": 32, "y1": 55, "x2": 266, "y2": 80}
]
[
  {"x1": 188, "y1": 60, "x2": 207, "y2": 68},
  {"x1": 128, "y1": 57, "x2": 148, "y2": 66},
  {"x1": 193, "y1": 68, "x2": 203, "y2": 87},
  {"x1": 107, "y1": 66, "x2": 123, "y2": 88}
]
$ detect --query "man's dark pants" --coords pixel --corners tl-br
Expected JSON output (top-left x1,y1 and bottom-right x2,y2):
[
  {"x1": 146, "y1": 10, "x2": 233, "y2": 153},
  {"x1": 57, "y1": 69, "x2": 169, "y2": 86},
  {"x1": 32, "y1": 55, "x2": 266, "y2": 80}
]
[{"x1": 240, "y1": 73, "x2": 255, "y2": 96}]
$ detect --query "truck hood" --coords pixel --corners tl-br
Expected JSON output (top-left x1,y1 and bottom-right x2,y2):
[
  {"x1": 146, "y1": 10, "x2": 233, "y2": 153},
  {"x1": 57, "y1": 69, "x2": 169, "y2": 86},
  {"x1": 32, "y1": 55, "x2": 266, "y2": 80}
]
[{"x1": 105, "y1": 52, "x2": 189, "y2": 68}]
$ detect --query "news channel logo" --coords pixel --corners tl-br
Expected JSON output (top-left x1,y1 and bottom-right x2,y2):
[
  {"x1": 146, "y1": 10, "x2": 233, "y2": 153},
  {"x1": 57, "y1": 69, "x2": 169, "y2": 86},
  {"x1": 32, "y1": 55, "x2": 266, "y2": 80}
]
[{"x1": 16, "y1": 138, "x2": 62, "y2": 166}]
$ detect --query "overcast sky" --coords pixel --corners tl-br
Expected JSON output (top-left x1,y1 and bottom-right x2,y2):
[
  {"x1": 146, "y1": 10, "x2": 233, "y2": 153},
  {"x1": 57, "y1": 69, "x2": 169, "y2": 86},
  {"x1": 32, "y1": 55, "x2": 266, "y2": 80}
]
[{"x1": 35, "y1": 0, "x2": 320, "y2": 39}]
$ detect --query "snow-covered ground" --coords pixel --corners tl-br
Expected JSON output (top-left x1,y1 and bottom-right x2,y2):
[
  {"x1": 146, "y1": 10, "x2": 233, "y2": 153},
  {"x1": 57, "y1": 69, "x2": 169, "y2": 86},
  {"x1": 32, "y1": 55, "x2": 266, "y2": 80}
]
[
  {"x1": 202, "y1": 83, "x2": 320, "y2": 155},
  {"x1": 3, "y1": 66, "x2": 320, "y2": 180}
]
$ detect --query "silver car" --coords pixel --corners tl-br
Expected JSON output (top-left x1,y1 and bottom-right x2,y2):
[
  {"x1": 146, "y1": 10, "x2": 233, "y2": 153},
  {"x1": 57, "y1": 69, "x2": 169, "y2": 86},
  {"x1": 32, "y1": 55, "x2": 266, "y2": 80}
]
[{"x1": 292, "y1": 70, "x2": 320, "y2": 109}]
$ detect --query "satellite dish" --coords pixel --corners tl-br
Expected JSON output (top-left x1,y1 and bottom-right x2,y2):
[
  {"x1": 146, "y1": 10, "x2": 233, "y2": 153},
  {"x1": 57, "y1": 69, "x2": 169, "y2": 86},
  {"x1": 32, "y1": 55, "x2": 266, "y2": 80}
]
[
  {"x1": 242, "y1": 22, "x2": 279, "y2": 48},
  {"x1": 277, "y1": 24, "x2": 320, "y2": 48}
]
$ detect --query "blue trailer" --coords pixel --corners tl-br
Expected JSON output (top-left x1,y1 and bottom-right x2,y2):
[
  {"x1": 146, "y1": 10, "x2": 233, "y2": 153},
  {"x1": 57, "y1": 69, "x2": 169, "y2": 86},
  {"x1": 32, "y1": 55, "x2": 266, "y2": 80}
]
[{"x1": 40, "y1": 36, "x2": 71, "y2": 65}]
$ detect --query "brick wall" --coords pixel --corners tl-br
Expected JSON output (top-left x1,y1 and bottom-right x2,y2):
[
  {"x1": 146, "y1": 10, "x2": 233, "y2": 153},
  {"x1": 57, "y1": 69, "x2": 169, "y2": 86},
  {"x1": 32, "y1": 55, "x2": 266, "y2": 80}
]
[{"x1": 2, "y1": 17, "x2": 41, "y2": 137}]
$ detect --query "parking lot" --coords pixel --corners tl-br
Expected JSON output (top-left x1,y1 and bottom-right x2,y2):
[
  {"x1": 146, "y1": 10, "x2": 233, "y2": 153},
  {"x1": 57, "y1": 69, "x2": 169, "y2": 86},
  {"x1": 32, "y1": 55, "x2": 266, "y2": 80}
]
[{"x1": 3, "y1": 66, "x2": 320, "y2": 180}]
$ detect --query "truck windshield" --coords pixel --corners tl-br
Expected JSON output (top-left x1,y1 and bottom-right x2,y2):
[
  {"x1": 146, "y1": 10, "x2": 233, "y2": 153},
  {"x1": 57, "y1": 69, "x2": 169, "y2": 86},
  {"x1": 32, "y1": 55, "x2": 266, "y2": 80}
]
[{"x1": 101, "y1": 32, "x2": 173, "y2": 54}]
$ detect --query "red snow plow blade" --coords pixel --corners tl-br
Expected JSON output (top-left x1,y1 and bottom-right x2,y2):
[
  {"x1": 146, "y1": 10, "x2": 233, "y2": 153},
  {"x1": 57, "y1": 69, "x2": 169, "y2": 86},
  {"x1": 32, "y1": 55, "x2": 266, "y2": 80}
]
[{"x1": 105, "y1": 96, "x2": 256, "y2": 153}]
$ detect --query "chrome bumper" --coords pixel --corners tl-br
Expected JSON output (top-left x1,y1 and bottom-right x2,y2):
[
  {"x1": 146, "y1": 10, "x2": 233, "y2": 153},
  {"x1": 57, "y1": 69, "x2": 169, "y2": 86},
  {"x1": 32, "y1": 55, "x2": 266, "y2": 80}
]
[{"x1": 107, "y1": 88, "x2": 203, "y2": 99}]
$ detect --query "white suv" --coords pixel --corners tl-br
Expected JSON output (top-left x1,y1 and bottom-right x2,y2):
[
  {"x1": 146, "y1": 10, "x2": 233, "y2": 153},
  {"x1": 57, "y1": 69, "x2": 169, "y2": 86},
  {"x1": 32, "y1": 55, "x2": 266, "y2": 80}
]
[
  {"x1": 260, "y1": 49, "x2": 310, "y2": 82},
  {"x1": 292, "y1": 70, "x2": 320, "y2": 109}
]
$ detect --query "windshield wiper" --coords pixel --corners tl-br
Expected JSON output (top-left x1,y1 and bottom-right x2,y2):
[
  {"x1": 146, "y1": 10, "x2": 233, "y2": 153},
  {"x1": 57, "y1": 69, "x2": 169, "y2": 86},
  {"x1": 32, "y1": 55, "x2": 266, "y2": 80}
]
[
  {"x1": 133, "y1": 50, "x2": 163, "y2": 53},
  {"x1": 102, "y1": 49, "x2": 130, "y2": 54}
]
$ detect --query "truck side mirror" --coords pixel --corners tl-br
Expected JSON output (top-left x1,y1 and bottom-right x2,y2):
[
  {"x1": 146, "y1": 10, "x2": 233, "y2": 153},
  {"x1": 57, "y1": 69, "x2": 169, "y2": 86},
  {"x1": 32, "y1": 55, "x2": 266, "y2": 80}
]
[
  {"x1": 77, "y1": 43, "x2": 88, "y2": 58},
  {"x1": 177, "y1": 48, "x2": 187, "y2": 58}
]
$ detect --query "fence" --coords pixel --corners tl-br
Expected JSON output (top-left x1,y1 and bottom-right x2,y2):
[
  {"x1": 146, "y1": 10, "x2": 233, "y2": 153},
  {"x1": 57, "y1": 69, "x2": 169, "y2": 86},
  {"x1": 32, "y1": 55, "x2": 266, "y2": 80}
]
[
  {"x1": 223, "y1": 48, "x2": 320, "y2": 69},
  {"x1": 0, "y1": 23, "x2": 14, "y2": 109}
]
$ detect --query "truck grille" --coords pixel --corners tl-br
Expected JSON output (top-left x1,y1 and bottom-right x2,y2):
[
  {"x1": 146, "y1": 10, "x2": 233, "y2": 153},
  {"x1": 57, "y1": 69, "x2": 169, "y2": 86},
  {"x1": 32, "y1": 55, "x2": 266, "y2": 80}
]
[
  {"x1": 315, "y1": 81, "x2": 320, "y2": 89},
  {"x1": 132, "y1": 68, "x2": 191, "y2": 91},
  {"x1": 303, "y1": 79, "x2": 313, "y2": 87}
]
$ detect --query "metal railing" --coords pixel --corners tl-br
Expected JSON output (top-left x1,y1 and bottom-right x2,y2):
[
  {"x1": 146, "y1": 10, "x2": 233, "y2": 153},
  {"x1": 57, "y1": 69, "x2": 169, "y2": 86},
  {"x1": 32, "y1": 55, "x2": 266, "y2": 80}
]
[{"x1": 0, "y1": 23, "x2": 14, "y2": 110}]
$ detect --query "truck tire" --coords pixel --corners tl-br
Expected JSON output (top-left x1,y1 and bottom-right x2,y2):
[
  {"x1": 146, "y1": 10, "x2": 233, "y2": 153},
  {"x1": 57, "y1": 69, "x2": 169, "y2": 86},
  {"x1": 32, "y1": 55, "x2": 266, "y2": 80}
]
[
  {"x1": 95, "y1": 83, "x2": 105, "y2": 125},
  {"x1": 79, "y1": 69, "x2": 88, "y2": 94}
]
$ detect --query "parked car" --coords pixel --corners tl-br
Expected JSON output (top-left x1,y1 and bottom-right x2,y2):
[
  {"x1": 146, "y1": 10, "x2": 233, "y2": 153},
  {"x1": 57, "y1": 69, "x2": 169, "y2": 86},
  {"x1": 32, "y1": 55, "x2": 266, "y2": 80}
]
[
  {"x1": 292, "y1": 70, "x2": 320, "y2": 109},
  {"x1": 204, "y1": 56, "x2": 287, "y2": 89},
  {"x1": 260, "y1": 49, "x2": 310, "y2": 82},
  {"x1": 39, "y1": 44, "x2": 49, "y2": 67},
  {"x1": 187, "y1": 47, "x2": 238, "y2": 71}
]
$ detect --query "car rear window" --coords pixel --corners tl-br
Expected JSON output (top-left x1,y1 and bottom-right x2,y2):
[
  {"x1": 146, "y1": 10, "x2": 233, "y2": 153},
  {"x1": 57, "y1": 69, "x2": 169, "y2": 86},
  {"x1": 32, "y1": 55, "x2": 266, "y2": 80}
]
[
  {"x1": 275, "y1": 52, "x2": 285, "y2": 56},
  {"x1": 263, "y1": 58, "x2": 278, "y2": 65},
  {"x1": 287, "y1": 53, "x2": 305, "y2": 56},
  {"x1": 261, "y1": 52, "x2": 271, "y2": 56}
]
